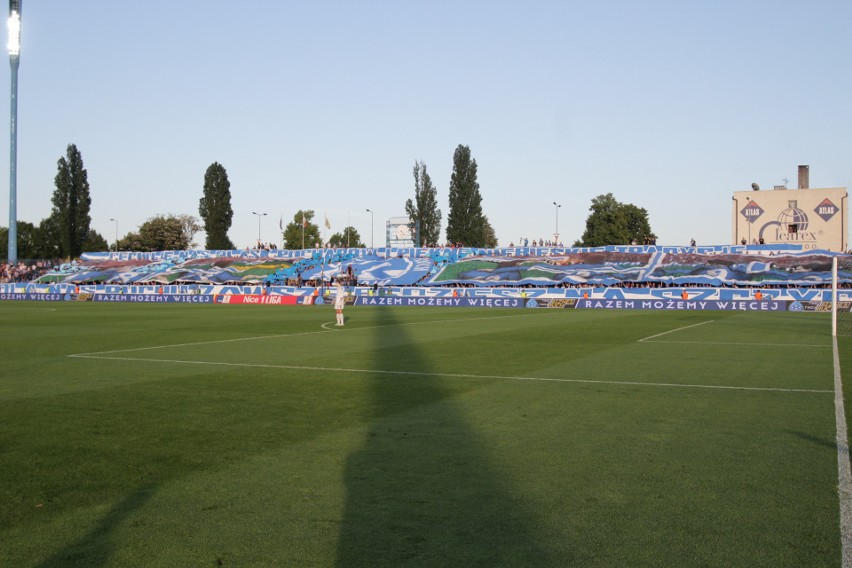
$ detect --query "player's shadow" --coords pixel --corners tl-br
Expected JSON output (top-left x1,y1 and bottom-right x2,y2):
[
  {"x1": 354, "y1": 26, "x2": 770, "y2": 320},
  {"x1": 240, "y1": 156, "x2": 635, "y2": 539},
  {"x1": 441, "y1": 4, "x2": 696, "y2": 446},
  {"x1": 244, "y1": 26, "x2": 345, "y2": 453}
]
[
  {"x1": 335, "y1": 308, "x2": 554, "y2": 566},
  {"x1": 789, "y1": 430, "x2": 838, "y2": 450},
  {"x1": 34, "y1": 486, "x2": 154, "y2": 568}
]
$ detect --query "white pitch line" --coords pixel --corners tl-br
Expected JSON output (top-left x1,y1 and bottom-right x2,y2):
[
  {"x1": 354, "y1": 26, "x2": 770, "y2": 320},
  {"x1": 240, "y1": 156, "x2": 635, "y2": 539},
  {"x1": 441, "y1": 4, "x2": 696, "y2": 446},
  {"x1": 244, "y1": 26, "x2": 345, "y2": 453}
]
[
  {"x1": 833, "y1": 335, "x2": 852, "y2": 568},
  {"x1": 640, "y1": 340, "x2": 830, "y2": 348},
  {"x1": 637, "y1": 319, "x2": 830, "y2": 347},
  {"x1": 70, "y1": 328, "x2": 337, "y2": 357},
  {"x1": 638, "y1": 320, "x2": 714, "y2": 342},
  {"x1": 66, "y1": 353, "x2": 832, "y2": 394}
]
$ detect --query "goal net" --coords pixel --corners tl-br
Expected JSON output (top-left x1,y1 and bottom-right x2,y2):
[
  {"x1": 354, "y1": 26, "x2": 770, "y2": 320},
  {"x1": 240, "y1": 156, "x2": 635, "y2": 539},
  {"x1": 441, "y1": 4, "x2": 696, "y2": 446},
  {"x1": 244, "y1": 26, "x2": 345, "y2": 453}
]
[{"x1": 834, "y1": 256, "x2": 852, "y2": 337}]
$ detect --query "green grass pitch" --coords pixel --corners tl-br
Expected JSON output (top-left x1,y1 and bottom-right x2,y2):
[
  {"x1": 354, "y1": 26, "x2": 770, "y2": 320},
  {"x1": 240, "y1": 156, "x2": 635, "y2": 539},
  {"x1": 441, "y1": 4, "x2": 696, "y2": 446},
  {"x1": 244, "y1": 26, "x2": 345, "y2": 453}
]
[{"x1": 0, "y1": 302, "x2": 850, "y2": 567}]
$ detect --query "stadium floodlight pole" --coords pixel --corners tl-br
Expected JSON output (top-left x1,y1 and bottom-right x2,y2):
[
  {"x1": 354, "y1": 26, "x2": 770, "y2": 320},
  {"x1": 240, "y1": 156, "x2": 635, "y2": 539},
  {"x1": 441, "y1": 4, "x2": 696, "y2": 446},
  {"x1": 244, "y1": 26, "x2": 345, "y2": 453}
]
[
  {"x1": 366, "y1": 208, "x2": 373, "y2": 248},
  {"x1": 252, "y1": 211, "x2": 267, "y2": 245},
  {"x1": 109, "y1": 218, "x2": 118, "y2": 251},
  {"x1": 553, "y1": 201, "x2": 561, "y2": 243},
  {"x1": 7, "y1": 0, "x2": 21, "y2": 265}
]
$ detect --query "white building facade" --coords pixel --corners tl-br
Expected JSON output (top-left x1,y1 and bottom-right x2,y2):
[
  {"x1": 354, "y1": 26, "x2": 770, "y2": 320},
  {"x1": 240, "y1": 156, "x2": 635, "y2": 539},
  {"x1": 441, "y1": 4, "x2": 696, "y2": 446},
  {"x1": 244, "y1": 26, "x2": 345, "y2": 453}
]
[{"x1": 732, "y1": 170, "x2": 848, "y2": 252}]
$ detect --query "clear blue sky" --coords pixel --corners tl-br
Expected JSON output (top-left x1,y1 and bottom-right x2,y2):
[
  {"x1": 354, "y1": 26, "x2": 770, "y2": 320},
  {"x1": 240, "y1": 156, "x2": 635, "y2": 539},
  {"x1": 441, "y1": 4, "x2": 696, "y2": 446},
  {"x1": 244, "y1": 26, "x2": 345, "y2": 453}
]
[{"x1": 1, "y1": 1, "x2": 850, "y2": 249}]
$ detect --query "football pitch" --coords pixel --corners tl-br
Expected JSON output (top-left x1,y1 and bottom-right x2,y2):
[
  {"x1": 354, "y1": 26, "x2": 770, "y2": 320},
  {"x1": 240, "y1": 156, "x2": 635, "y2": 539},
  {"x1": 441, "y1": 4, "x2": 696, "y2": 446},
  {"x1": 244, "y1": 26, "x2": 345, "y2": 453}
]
[{"x1": 1, "y1": 302, "x2": 850, "y2": 567}]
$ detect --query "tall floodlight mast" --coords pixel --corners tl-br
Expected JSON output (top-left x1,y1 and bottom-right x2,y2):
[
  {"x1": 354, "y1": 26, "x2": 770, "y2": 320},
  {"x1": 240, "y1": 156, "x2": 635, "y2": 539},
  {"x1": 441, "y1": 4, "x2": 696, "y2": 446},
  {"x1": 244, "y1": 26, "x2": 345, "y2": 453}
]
[{"x1": 7, "y1": 0, "x2": 20, "y2": 264}]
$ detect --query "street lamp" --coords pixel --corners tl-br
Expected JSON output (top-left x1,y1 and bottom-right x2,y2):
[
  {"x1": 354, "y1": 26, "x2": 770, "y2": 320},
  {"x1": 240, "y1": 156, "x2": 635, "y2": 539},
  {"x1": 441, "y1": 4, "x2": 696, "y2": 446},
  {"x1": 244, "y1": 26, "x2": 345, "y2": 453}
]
[
  {"x1": 109, "y1": 218, "x2": 118, "y2": 251},
  {"x1": 366, "y1": 208, "x2": 374, "y2": 248},
  {"x1": 7, "y1": 0, "x2": 21, "y2": 264},
  {"x1": 252, "y1": 211, "x2": 267, "y2": 245},
  {"x1": 553, "y1": 201, "x2": 561, "y2": 243}
]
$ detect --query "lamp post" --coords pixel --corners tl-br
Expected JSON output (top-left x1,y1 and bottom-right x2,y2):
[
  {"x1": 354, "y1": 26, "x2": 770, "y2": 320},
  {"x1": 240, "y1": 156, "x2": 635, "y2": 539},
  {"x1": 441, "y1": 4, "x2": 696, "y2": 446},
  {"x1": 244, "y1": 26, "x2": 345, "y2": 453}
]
[
  {"x1": 7, "y1": 0, "x2": 21, "y2": 264},
  {"x1": 553, "y1": 201, "x2": 561, "y2": 243},
  {"x1": 366, "y1": 208, "x2": 374, "y2": 248},
  {"x1": 252, "y1": 211, "x2": 267, "y2": 246},
  {"x1": 109, "y1": 218, "x2": 118, "y2": 251}
]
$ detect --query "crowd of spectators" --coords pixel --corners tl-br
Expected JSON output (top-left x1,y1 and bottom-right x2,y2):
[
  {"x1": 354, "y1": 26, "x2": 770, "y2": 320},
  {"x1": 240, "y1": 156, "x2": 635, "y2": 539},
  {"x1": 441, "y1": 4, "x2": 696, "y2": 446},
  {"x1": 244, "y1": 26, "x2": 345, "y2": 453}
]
[
  {"x1": 251, "y1": 241, "x2": 279, "y2": 251},
  {"x1": 0, "y1": 260, "x2": 55, "y2": 283},
  {"x1": 510, "y1": 238, "x2": 564, "y2": 247}
]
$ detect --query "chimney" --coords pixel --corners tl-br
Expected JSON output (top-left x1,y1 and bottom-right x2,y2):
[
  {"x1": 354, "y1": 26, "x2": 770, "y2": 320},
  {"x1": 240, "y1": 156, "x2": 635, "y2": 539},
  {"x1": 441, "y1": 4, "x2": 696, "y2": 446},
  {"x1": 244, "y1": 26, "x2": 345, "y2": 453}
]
[{"x1": 798, "y1": 165, "x2": 809, "y2": 189}]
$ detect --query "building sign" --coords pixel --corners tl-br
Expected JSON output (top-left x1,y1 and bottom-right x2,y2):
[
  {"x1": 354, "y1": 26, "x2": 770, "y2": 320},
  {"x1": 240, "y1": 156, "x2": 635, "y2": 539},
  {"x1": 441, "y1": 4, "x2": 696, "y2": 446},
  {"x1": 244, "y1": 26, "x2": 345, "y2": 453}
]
[
  {"x1": 741, "y1": 201, "x2": 764, "y2": 223},
  {"x1": 815, "y1": 198, "x2": 838, "y2": 222}
]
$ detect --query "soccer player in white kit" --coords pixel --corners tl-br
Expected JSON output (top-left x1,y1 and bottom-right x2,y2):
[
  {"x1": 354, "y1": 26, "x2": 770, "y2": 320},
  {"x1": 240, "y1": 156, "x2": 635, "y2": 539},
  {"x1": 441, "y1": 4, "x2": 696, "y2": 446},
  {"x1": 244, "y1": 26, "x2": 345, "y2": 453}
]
[{"x1": 334, "y1": 278, "x2": 346, "y2": 326}]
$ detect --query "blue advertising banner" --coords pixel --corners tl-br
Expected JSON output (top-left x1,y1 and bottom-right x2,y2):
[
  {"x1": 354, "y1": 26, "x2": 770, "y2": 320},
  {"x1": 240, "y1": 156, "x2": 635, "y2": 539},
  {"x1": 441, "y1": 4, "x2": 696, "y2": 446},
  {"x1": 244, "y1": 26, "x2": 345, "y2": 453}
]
[
  {"x1": 0, "y1": 293, "x2": 69, "y2": 301},
  {"x1": 355, "y1": 296, "x2": 523, "y2": 308},
  {"x1": 574, "y1": 299, "x2": 786, "y2": 311},
  {"x1": 92, "y1": 294, "x2": 215, "y2": 304}
]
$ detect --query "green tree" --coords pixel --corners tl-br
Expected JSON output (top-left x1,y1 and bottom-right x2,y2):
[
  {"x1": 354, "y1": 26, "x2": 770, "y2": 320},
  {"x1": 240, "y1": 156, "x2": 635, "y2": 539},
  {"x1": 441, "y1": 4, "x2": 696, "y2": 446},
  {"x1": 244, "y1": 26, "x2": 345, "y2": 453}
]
[
  {"x1": 575, "y1": 193, "x2": 655, "y2": 246},
  {"x1": 405, "y1": 160, "x2": 442, "y2": 247},
  {"x1": 11, "y1": 221, "x2": 36, "y2": 260},
  {"x1": 34, "y1": 216, "x2": 62, "y2": 259},
  {"x1": 282, "y1": 210, "x2": 321, "y2": 250},
  {"x1": 176, "y1": 214, "x2": 202, "y2": 249},
  {"x1": 116, "y1": 232, "x2": 144, "y2": 252},
  {"x1": 137, "y1": 215, "x2": 194, "y2": 251},
  {"x1": 446, "y1": 145, "x2": 487, "y2": 247},
  {"x1": 328, "y1": 226, "x2": 364, "y2": 248},
  {"x1": 622, "y1": 203, "x2": 655, "y2": 244},
  {"x1": 0, "y1": 218, "x2": 73, "y2": 260},
  {"x1": 482, "y1": 216, "x2": 498, "y2": 248},
  {"x1": 0, "y1": 222, "x2": 41, "y2": 260},
  {"x1": 51, "y1": 144, "x2": 92, "y2": 258},
  {"x1": 199, "y1": 162, "x2": 234, "y2": 250},
  {"x1": 82, "y1": 229, "x2": 109, "y2": 253}
]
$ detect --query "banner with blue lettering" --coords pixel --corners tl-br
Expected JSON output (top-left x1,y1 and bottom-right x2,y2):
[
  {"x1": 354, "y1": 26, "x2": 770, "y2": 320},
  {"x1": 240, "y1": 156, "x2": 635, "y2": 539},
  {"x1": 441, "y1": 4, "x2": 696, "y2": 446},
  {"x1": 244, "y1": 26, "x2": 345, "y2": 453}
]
[
  {"x1": 92, "y1": 294, "x2": 215, "y2": 304},
  {"x1": 355, "y1": 296, "x2": 523, "y2": 308},
  {"x1": 573, "y1": 299, "x2": 787, "y2": 311}
]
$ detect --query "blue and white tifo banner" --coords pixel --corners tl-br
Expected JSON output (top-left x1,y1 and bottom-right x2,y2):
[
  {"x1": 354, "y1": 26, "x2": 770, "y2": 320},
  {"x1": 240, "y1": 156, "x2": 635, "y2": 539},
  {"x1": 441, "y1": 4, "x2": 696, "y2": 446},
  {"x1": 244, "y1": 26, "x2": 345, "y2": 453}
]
[
  {"x1": 40, "y1": 244, "x2": 848, "y2": 288},
  {"x1": 355, "y1": 296, "x2": 524, "y2": 308}
]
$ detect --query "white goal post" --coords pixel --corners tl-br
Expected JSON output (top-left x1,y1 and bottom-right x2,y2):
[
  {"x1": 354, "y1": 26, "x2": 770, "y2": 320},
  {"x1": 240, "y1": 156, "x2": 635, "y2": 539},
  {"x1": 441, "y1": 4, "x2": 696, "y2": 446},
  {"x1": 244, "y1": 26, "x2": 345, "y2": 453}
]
[
  {"x1": 834, "y1": 256, "x2": 852, "y2": 337},
  {"x1": 834, "y1": 257, "x2": 838, "y2": 336}
]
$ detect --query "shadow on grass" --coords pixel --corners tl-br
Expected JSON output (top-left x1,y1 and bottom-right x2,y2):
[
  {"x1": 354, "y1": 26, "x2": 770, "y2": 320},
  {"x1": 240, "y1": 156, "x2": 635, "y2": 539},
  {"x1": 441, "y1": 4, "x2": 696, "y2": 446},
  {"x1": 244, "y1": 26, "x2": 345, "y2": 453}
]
[
  {"x1": 335, "y1": 308, "x2": 554, "y2": 566},
  {"x1": 35, "y1": 486, "x2": 153, "y2": 568},
  {"x1": 790, "y1": 430, "x2": 838, "y2": 451}
]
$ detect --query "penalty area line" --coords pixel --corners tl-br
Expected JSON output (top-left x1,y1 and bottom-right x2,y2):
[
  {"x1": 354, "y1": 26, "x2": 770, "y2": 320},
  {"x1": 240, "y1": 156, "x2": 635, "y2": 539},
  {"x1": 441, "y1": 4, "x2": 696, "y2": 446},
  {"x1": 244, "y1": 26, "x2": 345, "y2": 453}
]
[
  {"x1": 66, "y1": 353, "x2": 832, "y2": 394},
  {"x1": 638, "y1": 320, "x2": 714, "y2": 342}
]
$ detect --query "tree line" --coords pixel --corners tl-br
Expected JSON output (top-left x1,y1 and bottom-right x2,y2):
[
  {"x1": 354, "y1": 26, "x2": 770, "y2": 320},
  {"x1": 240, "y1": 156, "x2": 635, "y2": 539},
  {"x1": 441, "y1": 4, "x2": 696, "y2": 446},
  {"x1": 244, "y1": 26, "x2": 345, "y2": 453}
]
[
  {"x1": 399, "y1": 144, "x2": 655, "y2": 248},
  {"x1": 1, "y1": 143, "x2": 656, "y2": 260}
]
